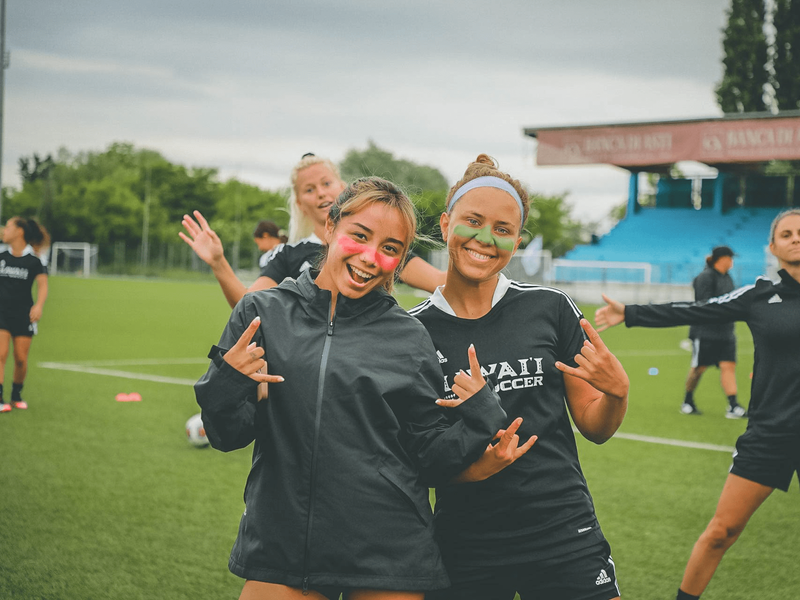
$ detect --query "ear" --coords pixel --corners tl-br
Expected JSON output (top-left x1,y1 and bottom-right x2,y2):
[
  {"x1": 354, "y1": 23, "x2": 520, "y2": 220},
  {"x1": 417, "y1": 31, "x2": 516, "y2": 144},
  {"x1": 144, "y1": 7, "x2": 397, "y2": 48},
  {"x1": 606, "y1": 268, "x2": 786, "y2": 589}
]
[
  {"x1": 439, "y1": 212, "x2": 450, "y2": 243},
  {"x1": 512, "y1": 236, "x2": 523, "y2": 256},
  {"x1": 324, "y1": 216, "x2": 335, "y2": 245}
]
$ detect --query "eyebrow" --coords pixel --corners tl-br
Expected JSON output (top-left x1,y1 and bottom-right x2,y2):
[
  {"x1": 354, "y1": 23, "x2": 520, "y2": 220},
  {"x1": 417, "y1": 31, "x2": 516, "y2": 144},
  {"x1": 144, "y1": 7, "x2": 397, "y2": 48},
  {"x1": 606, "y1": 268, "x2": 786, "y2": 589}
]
[
  {"x1": 462, "y1": 210, "x2": 515, "y2": 227},
  {"x1": 352, "y1": 222, "x2": 406, "y2": 248}
]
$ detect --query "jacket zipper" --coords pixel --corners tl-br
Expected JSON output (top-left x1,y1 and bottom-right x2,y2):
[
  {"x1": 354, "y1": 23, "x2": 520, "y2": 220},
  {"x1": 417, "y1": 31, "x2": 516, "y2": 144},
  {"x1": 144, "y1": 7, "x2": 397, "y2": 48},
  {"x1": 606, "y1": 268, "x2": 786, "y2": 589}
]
[{"x1": 301, "y1": 307, "x2": 336, "y2": 594}]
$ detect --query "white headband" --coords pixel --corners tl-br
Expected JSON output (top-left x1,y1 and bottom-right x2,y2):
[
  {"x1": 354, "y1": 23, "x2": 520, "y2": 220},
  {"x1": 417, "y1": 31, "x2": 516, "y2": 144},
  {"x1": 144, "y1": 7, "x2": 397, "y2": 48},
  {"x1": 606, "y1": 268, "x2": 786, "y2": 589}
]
[{"x1": 447, "y1": 176, "x2": 525, "y2": 227}]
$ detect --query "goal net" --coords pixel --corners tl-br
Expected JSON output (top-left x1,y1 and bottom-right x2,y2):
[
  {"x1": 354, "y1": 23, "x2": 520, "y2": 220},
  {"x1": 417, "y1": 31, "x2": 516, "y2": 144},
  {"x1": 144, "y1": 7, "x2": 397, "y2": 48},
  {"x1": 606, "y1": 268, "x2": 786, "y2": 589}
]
[{"x1": 50, "y1": 242, "x2": 99, "y2": 277}]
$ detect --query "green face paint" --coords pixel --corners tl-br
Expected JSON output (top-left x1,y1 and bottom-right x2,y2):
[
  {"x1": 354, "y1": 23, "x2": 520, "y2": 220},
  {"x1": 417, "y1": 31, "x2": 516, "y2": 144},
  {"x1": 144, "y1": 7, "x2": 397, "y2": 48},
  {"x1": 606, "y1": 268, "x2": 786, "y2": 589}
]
[{"x1": 453, "y1": 224, "x2": 516, "y2": 251}]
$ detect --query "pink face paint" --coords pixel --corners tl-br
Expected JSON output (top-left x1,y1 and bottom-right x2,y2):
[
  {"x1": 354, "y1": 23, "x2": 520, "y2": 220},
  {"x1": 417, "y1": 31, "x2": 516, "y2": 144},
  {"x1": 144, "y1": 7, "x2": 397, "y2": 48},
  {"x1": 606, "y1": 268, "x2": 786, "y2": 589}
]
[{"x1": 336, "y1": 235, "x2": 401, "y2": 271}]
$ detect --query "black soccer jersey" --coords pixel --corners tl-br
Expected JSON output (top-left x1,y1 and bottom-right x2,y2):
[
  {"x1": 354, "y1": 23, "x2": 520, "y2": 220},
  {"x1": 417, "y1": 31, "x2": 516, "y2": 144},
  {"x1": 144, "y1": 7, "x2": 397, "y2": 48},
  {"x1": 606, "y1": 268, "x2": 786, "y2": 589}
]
[
  {"x1": 0, "y1": 250, "x2": 47, "y2": 314},
  {"x1": 259, "y1": 234, "x2": 324, "y2": 284},
  {"x1": 410, "y1": 275, "x2": 607, "y2": 567},
  {"x1": 626, "y1": 270, "x2": 800, "y2": 433}
]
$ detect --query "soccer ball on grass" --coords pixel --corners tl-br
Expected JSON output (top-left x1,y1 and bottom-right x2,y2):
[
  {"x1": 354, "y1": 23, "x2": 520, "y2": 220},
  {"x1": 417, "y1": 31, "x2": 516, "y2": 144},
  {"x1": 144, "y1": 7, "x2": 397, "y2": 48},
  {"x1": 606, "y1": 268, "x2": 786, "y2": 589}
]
[{"x1": 185, "y1": 413, "x2": 209, "y2": 448}]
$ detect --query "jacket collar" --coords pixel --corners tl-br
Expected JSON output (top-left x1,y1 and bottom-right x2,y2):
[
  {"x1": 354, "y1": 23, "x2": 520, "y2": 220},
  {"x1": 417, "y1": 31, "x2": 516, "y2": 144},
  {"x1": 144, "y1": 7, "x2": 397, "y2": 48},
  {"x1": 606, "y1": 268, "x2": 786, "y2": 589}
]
[
  {"x1": 778, "y1": 268, "x2": 800, "y2": 291},
  {"x1": 291, "y1": 269, "x2": 397, "y2": 320}
]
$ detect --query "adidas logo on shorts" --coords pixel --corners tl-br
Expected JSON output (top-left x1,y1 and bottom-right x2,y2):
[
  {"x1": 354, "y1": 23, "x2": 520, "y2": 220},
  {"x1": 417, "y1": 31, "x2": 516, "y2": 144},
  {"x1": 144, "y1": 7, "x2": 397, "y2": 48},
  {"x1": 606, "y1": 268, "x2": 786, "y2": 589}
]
[{"x1": 596, "y1": 569, "x2": 612, "y2": 586}]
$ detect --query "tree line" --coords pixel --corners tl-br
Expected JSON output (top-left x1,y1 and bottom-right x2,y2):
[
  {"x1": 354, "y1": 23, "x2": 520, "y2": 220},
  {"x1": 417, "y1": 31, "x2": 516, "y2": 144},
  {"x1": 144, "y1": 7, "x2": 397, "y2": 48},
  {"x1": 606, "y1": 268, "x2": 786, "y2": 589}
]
[
  {"x1": 717, "y1": 0, "x2": 800, "y2": 113},
  {"x1": 1, "y1": 141, "x2": 590, "y2": 269}
]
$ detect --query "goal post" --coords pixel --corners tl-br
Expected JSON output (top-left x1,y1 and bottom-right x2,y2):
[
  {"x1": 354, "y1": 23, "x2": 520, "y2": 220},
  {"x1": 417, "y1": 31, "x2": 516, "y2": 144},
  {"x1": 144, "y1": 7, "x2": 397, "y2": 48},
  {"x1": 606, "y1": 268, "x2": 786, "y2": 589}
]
[{"x1": 50, "y1": 242, "x2": 99, "y2": 277}]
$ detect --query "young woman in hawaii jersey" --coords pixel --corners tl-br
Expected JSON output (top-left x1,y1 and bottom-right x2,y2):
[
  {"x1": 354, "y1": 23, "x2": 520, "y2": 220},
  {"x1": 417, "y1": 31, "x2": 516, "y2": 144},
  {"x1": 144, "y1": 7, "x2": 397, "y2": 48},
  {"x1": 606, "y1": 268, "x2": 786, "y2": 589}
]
[
  {"x1": 180, "y1": 154, "x2": 445, "y2": 307},
  {"x1": 410, "y1": 155, "x2": 629, "y2": 600}
]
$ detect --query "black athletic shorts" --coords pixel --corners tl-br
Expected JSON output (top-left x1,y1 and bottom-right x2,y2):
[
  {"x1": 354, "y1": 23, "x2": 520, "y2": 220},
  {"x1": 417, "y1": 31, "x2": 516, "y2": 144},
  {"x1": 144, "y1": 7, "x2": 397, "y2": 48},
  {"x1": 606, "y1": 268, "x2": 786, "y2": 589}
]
[
  {"x1": 428, "y1": 541, "x2": 619, "y2": 600},
  {"x1": 0, "y1": 310, "x2": 36, "y2": 337},
  {"x1": 730, "y1": 427, "x2": 800, "y2": 492},
  {"x1": 690, "y1": 337, "x2": 736, "y2": 367}
]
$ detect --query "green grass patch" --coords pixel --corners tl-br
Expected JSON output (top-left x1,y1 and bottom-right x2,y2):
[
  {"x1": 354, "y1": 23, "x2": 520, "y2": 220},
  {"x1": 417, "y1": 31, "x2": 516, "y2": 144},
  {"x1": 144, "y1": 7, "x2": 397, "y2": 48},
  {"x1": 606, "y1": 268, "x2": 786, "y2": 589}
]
[{"x1": 0, "y1": 278, "x2": 796, "y2": 599}]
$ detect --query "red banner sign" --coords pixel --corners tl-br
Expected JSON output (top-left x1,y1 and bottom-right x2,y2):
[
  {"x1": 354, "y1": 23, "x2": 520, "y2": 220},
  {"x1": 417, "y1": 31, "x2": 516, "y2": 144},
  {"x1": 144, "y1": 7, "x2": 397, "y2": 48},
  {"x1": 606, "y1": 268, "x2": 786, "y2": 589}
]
[{"x1": 533, "y1": 116, "x2": 800, "y2": 167}]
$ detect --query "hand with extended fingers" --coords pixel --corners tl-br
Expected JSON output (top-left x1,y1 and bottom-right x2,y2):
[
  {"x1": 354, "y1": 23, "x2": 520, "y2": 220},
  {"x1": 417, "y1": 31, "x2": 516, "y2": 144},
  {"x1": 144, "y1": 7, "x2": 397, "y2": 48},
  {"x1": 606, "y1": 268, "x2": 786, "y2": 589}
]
[
  {"x1": 593, "y1": 294, "x2": 626, "y2": 332},
  {"x1": 555, "y1": 318, "x2": 629, "y2": 400},
  {"x1": 224, "y1": 316, "x2": 284, "y2": 400},
  {"x1": 179, "y1": 210, "x2": 225, "y2": 267},
  {"x1": 436, "y1": 344, "x2": 487, "y2": 408},
  {"x1": 453, "y1": 417, "x2": 538, "y2": 483}
]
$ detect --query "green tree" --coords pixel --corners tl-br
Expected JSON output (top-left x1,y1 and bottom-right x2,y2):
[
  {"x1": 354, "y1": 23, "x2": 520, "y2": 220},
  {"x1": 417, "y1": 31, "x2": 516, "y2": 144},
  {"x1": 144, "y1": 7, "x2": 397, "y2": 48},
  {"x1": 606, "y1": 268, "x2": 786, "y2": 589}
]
[
  {"x1": 773, "y1": 0, "x2": 800, "y2": 110},
  {"x1": 339, "y1": 142, "x2": 449, "y2": 245},
  {"x1": 716, "y1": 0, "x2": 770, "y2": 113},
  {"x1": 525, "y1": 193, "x2": 587, "y2": 258}
]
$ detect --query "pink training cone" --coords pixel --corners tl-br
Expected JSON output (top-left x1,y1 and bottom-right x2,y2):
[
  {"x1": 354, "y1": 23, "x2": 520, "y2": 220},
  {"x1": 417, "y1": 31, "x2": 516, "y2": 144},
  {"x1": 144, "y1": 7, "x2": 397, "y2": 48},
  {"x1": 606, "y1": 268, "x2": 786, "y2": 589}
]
[{"x1": 115, "y1": 393, "x2": 142, "y2": 402}]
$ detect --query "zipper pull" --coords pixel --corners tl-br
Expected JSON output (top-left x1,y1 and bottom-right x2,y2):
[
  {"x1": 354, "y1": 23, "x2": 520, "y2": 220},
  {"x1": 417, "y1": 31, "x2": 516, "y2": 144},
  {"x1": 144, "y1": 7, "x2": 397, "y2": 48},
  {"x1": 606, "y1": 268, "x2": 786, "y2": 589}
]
[
  {"x1": 327, "y1": 319, "x2": 334, "y2": 336},
  {"x1": 302, "y1": 576, "x2": 310, "y2": 595}
]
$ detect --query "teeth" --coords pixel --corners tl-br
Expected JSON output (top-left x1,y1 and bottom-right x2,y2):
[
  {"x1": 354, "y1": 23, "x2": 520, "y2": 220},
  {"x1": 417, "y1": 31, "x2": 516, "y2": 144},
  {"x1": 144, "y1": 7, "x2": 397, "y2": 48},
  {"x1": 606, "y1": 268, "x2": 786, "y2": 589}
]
[
  {"x1": 466, "y1": 249, "x2": 491, "y2": 261},
  {"x1": 351, "y1": 266, "x2": 374, "y2": 280}
]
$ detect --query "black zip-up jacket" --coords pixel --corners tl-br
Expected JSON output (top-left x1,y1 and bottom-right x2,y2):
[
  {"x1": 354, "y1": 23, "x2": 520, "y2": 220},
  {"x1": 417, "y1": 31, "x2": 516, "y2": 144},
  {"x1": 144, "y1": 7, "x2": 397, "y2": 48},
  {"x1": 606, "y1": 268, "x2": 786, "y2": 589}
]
[
  {"x1": 195, "y1": 270, "x2": 507, "y2": 592},
  {"x1": 689, "y1": 265, "x2": 735, "y2": 340},
  {"x1": 625, "y1": 270, "x2": 800, "y2": 433}
]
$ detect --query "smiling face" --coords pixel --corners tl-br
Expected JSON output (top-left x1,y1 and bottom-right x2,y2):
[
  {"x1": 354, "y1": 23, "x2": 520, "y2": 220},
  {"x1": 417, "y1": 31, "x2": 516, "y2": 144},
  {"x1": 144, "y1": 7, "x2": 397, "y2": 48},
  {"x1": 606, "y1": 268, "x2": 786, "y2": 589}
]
[
  {"x1": 315, "y1": 201, "x2": 409, "y2": 299},
  {"x1": 294, "y1": 163, "x2": 347, "y2": 227},
  {"x1": 770, "y1": 213, "x2": 800, "y2": 267},
  {"x1": 441, "y1": 187, "x2": 523, "y2": 283}
]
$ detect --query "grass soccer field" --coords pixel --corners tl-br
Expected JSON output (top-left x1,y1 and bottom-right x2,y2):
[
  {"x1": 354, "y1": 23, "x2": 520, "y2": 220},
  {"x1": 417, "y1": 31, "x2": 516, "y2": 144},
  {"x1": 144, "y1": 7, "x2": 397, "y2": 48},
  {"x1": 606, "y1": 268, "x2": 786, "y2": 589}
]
[{"x1": 1, "y1": 276, "x2": 797, "y2": 599}]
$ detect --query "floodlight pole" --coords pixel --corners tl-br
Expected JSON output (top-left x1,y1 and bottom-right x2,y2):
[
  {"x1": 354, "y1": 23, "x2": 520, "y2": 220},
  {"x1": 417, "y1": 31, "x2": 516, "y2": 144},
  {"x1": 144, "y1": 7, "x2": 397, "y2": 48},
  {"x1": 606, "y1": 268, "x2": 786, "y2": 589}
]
[{"x1": 0, "y1": 0, "x2": 7, "y2": 223}]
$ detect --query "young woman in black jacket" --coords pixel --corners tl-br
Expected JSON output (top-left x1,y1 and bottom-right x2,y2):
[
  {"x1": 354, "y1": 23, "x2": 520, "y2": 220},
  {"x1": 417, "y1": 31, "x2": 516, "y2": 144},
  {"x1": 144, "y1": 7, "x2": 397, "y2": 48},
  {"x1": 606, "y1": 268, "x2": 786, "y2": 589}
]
[
  {"x1": 195, "y1": 177, "x2": 507, "y2": 600},
  {"x1": 595, "y1": 209, "x2": 800, "y2": 600}
]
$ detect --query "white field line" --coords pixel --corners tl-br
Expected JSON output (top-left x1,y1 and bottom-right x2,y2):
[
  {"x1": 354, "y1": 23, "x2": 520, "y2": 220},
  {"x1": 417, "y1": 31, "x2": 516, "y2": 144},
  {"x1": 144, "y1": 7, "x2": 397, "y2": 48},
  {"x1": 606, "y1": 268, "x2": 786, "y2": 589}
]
[
  {"x1": 38, "y1": 361, "x2": 199, "y2": 386},
  {"x1": 611, "y1": 431, "x2": 734, "y2": 454},
  {"x1": 40, "y1": 359, "x2": 737, "y2": 453}
]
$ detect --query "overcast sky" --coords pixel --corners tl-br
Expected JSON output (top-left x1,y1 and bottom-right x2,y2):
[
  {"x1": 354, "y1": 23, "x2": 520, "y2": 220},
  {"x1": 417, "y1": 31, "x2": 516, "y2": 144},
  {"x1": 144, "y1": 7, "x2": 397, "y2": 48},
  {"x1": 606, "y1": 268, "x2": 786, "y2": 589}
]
[{"x1": 5, "y1": 0, "x2": 730, "y2": 223}]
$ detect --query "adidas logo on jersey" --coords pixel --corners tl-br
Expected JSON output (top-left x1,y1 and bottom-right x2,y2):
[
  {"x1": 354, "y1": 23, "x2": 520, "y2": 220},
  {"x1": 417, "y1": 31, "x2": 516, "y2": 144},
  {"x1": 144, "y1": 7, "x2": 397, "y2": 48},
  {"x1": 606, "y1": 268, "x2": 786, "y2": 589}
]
[
  {"x1": 436, "y1": 350, "x2": 448, "y2": 364},
  {"x1": 595, "y1": 569, "x2": 612, "y2": 586},
  {"x1": 768, "y1": 293, "x2": 782, "y2": 304}
]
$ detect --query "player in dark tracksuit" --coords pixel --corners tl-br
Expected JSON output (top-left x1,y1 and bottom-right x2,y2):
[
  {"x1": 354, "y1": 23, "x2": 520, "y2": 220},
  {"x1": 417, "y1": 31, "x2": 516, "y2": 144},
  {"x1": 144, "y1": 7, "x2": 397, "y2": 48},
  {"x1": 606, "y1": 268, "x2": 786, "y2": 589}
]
[
  {"x1": 0, "y1": 217, "x2": 48, "y2": 412},
  {"x1": 680, "y1": 246, "x2": 745, "y2": 418},
  {"x1": 413, "y1": 154, "x2": 629, "y2": 600},
  {"x1": 595, "y1": 208, "x2": 800, "y2": 600}
]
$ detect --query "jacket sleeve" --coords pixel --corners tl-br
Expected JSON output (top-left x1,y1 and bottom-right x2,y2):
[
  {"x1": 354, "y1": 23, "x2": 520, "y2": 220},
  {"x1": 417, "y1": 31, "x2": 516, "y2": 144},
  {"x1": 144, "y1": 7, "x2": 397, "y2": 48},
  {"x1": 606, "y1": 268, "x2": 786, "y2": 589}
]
[
  {"x1": 194, "y1": 299, "x2": 262, "y2": 452},
  {"x1": 398, "y1": 330, "x2": 508, "y2": 486},
  {"x1": 692, "y1": 269, "x2": 715, "y2": 301},
  {"x1": 626, "y1": 283, "x2": 754, "y2": 329}
]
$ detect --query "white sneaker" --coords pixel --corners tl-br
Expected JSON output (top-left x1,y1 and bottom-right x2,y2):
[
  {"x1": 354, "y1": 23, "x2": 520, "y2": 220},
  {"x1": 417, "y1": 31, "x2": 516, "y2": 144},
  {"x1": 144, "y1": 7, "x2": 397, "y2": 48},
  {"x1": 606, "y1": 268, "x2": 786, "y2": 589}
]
[
  {"x1": 680, "y1": 403, "x2": 703, "y2": 415},
  {"x1": 726, "y1": 405, "x2": 748, "y2": 419}
]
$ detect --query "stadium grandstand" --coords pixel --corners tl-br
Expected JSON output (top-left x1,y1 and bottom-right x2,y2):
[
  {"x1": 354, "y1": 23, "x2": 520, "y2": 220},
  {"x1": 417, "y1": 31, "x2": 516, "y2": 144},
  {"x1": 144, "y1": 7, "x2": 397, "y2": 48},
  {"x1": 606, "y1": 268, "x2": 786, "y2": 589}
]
[{"x1": 524, "y1": 111, "x2": 800, "y2": 287}]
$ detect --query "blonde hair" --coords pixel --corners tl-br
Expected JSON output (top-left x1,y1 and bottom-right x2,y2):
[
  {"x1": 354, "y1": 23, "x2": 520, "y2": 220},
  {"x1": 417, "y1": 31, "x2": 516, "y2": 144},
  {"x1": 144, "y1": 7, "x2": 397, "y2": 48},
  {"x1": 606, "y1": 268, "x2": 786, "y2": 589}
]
[
  {"x1": 770, "y1": 208, "x2": 800, "y2": 243},
  {"x1": 288, "y1": 155, "x2": 343, "y2": 243},
  {"x1": 321, "y1": 177, "x2": 417, "y2": 293},
  {"x1": 446, "y1": 154, "x2": 530, "y2": 229}
]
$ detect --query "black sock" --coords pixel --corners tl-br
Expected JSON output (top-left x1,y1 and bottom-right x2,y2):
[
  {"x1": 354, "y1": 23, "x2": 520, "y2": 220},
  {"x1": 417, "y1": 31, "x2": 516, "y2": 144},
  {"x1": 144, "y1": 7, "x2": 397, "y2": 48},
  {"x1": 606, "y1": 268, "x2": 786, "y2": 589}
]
[
  {"x1": 727, "y1": 394, "x2": 738, "y2": 408},
  {"x1": 676, "y1": 589, "x2": 700, "y2": 600},
  {"x1": 0, "y1": 383, "x2": 4, "y2": 401},
  {"x1": 684, "y1": 391, "x2": 695, "y2": 405},
  {"x1": 11, "y1": 382, "x2": 23, "y2": 401}
]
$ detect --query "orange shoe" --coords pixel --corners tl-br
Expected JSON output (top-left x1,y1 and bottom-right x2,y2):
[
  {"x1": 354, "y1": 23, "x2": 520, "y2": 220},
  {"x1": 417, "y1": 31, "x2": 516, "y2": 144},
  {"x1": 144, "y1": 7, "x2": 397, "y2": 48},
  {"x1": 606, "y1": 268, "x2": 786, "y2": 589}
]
[
  {"x1": 0, "y1": 403, "x2": 11, "y2": 413},
  {"x1": 13, "y1": 401, "x2": 28, "y2": 410}
]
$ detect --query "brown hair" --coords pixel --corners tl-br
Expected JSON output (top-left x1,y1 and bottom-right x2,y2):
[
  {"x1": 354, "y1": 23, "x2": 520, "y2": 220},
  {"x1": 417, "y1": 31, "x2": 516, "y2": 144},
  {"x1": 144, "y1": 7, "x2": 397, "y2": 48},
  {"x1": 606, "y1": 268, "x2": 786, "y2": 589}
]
[
  {"x1": 12, "y1": 217, "x2": 50, "y2": 250},
  {"x1": 445, "y1": 154, "x2": 530, "y2": 230},
  {"x1": 288, "y1": 154, "x2": 343, "y2": 243},
  {"x1": 320, "y1": 177, "x2": 417, "y2": 293},
  {"x1": 253, "y1": 220, "x2": 287, "y2": 244}
]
